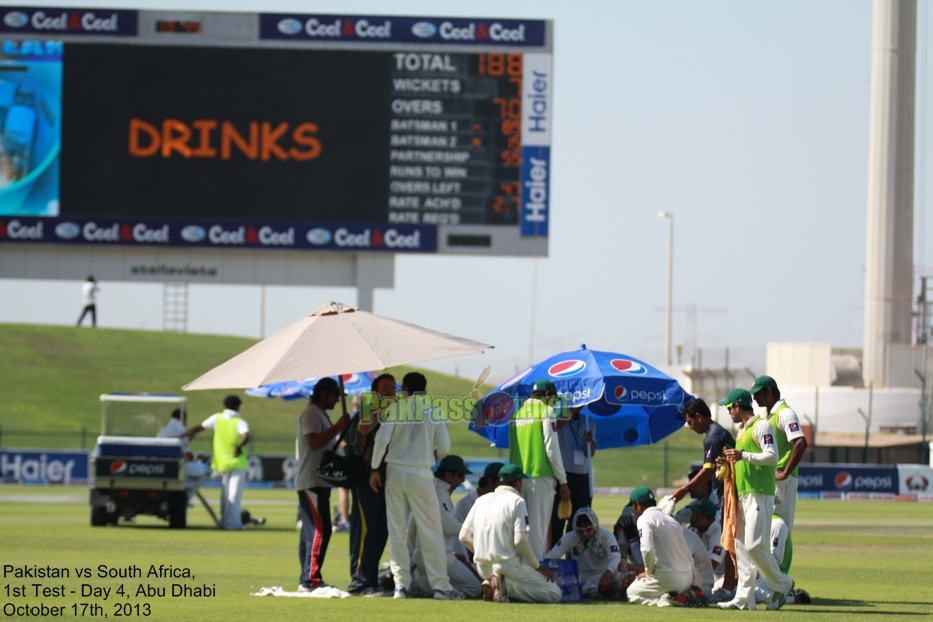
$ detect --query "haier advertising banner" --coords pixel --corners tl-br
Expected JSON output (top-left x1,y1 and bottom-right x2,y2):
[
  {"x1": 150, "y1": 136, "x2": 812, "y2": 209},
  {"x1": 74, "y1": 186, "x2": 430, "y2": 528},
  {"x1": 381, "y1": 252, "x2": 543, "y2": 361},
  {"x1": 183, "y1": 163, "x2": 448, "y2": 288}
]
[{"x1": 1, "y1": 449, "x2": 90, "y2": 484}]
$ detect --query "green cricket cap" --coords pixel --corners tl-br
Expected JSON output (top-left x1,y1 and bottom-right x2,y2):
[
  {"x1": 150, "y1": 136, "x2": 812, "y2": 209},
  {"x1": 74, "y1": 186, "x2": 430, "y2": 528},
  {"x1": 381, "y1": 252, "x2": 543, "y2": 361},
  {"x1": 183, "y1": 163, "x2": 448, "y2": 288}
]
[
  {"x1": 749, "y1": 375, "x2": 779, "y2": 395},
  {"x1": 483, "y1": 461, "x2": 505, "y2": 479},
  {"x1": 497, "y1": 464, "x2": 528, "y2": 483},
  {"x1": 629, "y1": 486, "x2": 655, "y2": 504},
  {"x1": 437, "y1": 455, "x2": 472, "y2": 474},
  {"x1": 532, "y1": 379, "x2": 558, "y2": 394},
  {"x1": 718, "y1": 388, "x2": 752, "y2": 409},
  {"x1": 687, "y1": 498, "x2": 717, "y2": 518}
]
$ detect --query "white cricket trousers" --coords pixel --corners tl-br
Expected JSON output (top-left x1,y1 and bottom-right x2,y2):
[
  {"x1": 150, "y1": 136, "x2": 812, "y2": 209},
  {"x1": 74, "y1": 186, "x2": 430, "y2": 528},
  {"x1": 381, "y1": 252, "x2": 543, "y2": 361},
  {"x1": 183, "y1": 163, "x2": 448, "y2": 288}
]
[
  {"x1": 521, "y1": 476, "x2": 555, "y2": 559},
  {"x1": 733, "y1": 493, "x2": 793, "y2": 609},
  {"x1": 414, "y1": 552, "x2": 482, "y2": 598},
  {"x1": 476, "y1": 558, "x2": 562, "y2": 603},
  {"x1": 626, "y1": 569, "x2": 692, "y2": 606},
  {"x1": 219, "y1": 469, "x2": 245, "y2": 530},
  {"x1": 385, "y1": 464, "x2": 453, "y2": 593},
  {"x1": 774, "y1": 475, "x2": 798, "y2": 533}
]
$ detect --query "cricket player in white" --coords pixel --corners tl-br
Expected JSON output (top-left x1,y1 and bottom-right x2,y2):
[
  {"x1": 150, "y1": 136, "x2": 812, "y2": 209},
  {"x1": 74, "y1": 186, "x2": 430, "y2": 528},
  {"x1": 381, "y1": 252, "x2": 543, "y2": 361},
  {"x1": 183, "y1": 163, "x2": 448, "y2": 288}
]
[
  {"x1": 682, "y1": 526, "x2": 715, "y2": 597},
  {"x1": 544, "y1": 507, "x2": 626, "y2": 599},
  {"x1": 754, "y1": 514, "x2": 790, "y2": 604},
  {"x1": 370, "y1": 372, "x2": 460, "y2": 600},
  {"x1": 625, "y1": 487, "x2": 694, "y2": 607},
  {"x1": 459, "y1": 464, "x2": 562, "y2": 604},
  {"x1": 750, "y1": 375, "x2": 808, "y2": 535},
  {"x1": 411, "y1": 455, "x2": 482, "y2": 598},
  {"x1": 718, "y1": 388, "x2": 794, "y2": 611}
]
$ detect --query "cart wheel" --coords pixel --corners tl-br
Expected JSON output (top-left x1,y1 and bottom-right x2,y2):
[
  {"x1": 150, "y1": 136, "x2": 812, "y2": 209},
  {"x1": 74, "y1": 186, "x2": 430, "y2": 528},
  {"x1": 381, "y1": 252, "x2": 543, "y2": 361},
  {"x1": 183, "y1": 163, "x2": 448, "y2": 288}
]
[
  {"x1": 91, "y1": 506, "x2": 109, "y2": 527},
  {"x1": 169, "y1": 506, "x2": 186, "y2": 529}
]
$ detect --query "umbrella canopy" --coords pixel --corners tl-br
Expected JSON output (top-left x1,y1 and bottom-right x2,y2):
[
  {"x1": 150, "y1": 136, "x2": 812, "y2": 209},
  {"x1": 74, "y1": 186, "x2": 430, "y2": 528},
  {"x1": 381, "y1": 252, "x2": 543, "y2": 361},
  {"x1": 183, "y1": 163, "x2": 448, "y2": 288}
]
[
  {"x1": 184, "y1": 302, "x2": 493, "y2": 391},
  {"x1": 470, "y1": 345, "x2": 691, "y2": 449},
  {"x1": 245, "y1": 372, "x2": 381, "y2": 401}
]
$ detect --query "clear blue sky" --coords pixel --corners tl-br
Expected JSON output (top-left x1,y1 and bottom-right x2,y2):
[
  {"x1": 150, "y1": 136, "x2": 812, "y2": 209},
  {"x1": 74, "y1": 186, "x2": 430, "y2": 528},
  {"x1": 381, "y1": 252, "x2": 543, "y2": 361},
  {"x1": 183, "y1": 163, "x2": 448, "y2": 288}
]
[{"x1": 3, "y1": 0, "x2": 930, "y2": 381}]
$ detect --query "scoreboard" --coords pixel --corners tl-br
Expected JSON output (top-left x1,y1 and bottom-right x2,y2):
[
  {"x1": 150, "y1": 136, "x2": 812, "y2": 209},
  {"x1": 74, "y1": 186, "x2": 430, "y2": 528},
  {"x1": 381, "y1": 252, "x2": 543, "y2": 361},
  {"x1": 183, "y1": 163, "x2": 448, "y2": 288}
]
[{"x1": 0, "y1": 8, "x2": 553, "y2": 257}]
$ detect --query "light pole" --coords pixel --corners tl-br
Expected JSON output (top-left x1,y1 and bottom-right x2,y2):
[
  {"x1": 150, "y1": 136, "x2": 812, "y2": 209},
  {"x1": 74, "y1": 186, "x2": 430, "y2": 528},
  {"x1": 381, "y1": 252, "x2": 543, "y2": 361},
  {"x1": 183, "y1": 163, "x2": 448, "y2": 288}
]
[{"x1": 658, "y1": 211, "x2": 673, "y2": 366}]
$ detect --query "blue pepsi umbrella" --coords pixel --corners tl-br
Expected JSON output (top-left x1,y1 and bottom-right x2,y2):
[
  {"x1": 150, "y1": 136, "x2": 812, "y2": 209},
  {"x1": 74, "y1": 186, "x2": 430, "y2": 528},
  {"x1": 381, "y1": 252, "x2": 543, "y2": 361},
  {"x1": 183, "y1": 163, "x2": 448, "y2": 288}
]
[
  {"x1": 470, "y1": 345, "x2": 690, "y2": 449},
  {"x1": 246, "y1": 372, "x2": 380, "y2": 401}
]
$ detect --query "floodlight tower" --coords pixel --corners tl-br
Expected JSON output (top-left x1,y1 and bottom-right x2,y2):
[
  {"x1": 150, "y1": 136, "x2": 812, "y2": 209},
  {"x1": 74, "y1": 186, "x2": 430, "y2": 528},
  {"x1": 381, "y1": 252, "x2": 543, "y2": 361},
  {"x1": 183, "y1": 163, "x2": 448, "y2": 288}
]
[{"x1": 864, "y1": 0, "x2": 917, "y2": 388}]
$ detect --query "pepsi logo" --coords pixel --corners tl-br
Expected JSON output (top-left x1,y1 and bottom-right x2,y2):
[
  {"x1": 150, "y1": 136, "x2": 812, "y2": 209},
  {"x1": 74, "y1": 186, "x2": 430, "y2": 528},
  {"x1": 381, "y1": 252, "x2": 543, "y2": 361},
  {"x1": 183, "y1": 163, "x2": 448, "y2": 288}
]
[
  {"x1": 483, "y1": 392, "x2": 515, "y2": 425},
  {"x1": 306, "y1": 228, "x2": 332, "y2": 245},
  {"x1": 610, "y1": 359, "x2": 647, "y2": 374},
  {"x1": 55, "y1": 222, "x2": 80, "y2": 239},
  {"x1": 834, "y1": 471, "x2": 853, "y2": 490},
  {"x1": 548, "y1": 360, "x2": 586, "y2": 378},
  {"x1": 411, "y1": 21, "x2": 437, "y2": 37},
  {"x1": 500, "y1": 367, "x2": 532, "y2": 388},
  {"x1": 615, "y1": 386, "x2": 627, "y2": 400},
  {"x1": 180, "y1": 225, "x2": 206, "y2": 242},
  {"x1": 4, "y1": 11, "x2": 28, "y2": 28},
  {"x1": 110, "y1": 460, "x2": 127, "y2": 475},
  {"x1": 277, "y1": 18, "x2": 302, "y2": 35}
]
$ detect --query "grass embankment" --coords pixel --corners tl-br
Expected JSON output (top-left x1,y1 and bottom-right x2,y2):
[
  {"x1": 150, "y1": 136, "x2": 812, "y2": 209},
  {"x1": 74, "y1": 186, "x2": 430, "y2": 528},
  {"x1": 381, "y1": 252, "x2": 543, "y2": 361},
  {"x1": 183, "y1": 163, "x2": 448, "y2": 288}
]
[{"x1": 0, "y1": 323, "x2": 702, "y2": 488}]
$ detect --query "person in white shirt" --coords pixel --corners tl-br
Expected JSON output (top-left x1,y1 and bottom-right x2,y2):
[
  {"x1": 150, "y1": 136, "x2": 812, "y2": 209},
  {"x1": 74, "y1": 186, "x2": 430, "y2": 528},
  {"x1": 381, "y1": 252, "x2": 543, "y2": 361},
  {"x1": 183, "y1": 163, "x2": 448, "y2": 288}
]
[
  {"x1": 550, "y1": 408, "x2": 596, "y2": 540},
  {"x1": 682, "y1": 525, "x2": 714, "y2": 597},
  {"x1": 544, "y1": 506, "x2": 626, "y2": 599},
  {"x1": 454, "y1": 462, "x2": 504, "y2": 523},
  {"x1": 749, "y1": 375, "x2": 808, "y2": 536},
  {"x1": 76, "y1": 276, "x2": 99, "y2": 327},
  {"x1": 685, "y1": 498, "x2": 725, "y2": 579},
  {"x1": 625, "y1": 487, "x2": 694, "y2": 607},
  {"x1": 370, "y1": 372, "x2": 461, "y2": 600},
  {"x1": 180, "y1": 396, "x2": 250, "y2": 530},
  {"x1": 295, "y1": 377, "x2": 349, "y2": 591},
  {"x1": 157, "y1": 409, "x2": 208, "y2": 501},
  {"x1": 411, "y1": 455, "x2": 482, "y2": 598},
  {"x1": 459, "y1": 464, "x2": 561, "y2": 604}
]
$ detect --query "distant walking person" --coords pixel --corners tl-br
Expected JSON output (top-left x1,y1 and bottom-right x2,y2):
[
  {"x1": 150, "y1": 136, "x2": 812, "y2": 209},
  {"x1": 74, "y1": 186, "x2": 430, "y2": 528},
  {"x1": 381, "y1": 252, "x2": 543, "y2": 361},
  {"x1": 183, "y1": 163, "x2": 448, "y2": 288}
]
[{"x1": 77, "y1": 276, "x2": 99, "y2": 327}]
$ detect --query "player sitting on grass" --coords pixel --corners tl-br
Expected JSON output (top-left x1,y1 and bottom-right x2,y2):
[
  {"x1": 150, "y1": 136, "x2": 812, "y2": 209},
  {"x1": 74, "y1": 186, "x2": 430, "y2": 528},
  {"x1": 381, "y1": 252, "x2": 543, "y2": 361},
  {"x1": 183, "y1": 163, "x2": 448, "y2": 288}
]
[{"x1": 544, "y1": 507, "x2": 629, "y2": 599}]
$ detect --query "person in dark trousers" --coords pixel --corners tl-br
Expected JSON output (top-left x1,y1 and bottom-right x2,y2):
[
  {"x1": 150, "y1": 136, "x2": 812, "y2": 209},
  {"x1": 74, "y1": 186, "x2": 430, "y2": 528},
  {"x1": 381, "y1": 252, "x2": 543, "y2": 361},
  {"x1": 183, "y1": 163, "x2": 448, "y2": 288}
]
[
  {"x1": 347, "y1": 373, "x2": 396, "y2": 595},
  {"x1": 549, "y1": 406, "x2": 596, "y2": 541},
  {"x1": 296, "y1": 377, "x2": 349, "y2": 591},
  {"x1": 76, "y1": 276, "x2": 99, "y2": 327}
]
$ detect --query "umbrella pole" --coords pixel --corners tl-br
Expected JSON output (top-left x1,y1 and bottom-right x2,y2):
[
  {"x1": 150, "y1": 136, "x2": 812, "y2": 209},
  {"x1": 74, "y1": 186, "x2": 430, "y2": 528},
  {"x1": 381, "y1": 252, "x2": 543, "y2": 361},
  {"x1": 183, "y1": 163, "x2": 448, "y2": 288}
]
[{"x1": 338, "y1": 376, "x2": 349, "y2": 418}]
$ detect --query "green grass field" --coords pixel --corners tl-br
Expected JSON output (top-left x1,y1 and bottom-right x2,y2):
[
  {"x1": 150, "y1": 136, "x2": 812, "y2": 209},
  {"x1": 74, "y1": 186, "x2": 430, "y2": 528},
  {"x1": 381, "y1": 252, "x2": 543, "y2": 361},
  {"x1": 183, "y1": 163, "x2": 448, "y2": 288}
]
[
  {"x1": 1, "y1": 487, "x2": 931, "y2": 620},
  {"x1": 0, "y1": 324, "x2": 704, "y2": 488}
]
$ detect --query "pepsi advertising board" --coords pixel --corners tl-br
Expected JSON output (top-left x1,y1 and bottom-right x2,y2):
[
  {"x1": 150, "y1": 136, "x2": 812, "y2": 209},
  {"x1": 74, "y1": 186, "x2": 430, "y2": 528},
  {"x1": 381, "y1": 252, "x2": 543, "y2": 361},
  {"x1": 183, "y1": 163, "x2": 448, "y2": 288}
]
[
  {"x1": 797, "y1": 464, "x2": 899, "y2": 495},
  {"x1": 0, "y1": 10, "x2": 552, "y2": 257}
]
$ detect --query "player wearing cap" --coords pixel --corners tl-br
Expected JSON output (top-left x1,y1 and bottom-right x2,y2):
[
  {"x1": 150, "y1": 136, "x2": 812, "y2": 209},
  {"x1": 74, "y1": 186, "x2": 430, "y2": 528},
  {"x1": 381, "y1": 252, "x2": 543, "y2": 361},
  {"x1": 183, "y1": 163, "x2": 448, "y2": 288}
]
[
  {"x1": 625, "y1": 487, "x2": 695, "y2": 607},
  {"x1": 294, "y1": 378, "x2": 349, "y2": 591},
  {"x1": 749, "y1": 375, "x2": 808, "y2": 536},
  {"x1": 685, "y1": 498, "x2": 725, "y2": 579},
  {"x1": 455, "y1": 462, "x2": 504, "y2": 523},
  {"x1": 411, "y1": 455, "x2": 483, "y2": 598},
  {"x1": 508, "y1": 379, "x2": 570, "y2": 559},
  {"x1": 459, "y1": 464, "x2": 562, "y2": 604},
  {"x1": 717, "y1": 388, "x2": 794, "y2": 611},
  {"x1": 370, "y1": 372, "x2": 461, "y2": 600},
  {"x1": 545, "y1": 506, "x2": 626, "y2": 599}
]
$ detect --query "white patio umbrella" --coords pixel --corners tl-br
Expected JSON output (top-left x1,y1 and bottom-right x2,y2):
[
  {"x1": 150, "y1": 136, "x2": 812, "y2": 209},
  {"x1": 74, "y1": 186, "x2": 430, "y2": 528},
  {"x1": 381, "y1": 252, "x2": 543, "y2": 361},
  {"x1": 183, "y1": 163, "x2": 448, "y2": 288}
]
[{"x1": 182, "y1": 302, "x2": 493, "y2": 412}]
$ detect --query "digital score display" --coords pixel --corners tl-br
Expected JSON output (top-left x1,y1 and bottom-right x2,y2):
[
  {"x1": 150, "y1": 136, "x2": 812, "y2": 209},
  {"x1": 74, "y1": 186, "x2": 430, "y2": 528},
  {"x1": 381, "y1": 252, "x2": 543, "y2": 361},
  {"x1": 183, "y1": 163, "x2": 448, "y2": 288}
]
[{"x1": 0, "y1": 10, "x2": 552, "y2": 256}]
